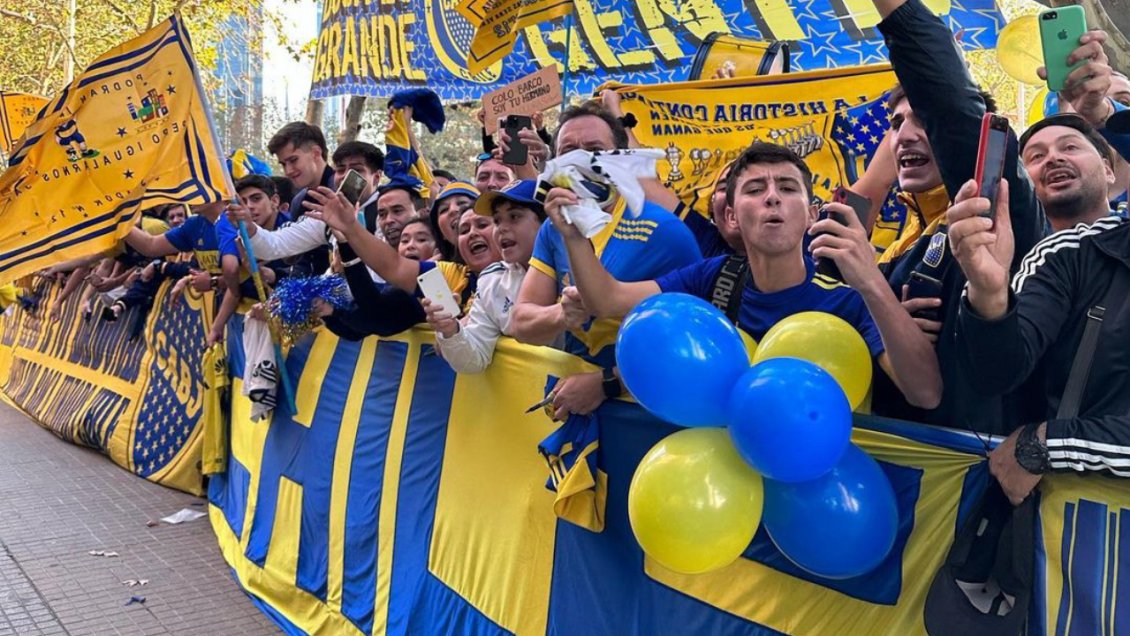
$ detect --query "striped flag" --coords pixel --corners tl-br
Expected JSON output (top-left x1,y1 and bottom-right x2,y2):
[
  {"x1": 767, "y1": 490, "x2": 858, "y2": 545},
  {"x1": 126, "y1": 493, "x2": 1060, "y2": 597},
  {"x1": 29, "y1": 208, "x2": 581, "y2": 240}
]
[
  {"x1": 456, "y1": 0, "x2": 574, "y2": 74},
  {"x1": 0, "y1": 16, "x2": 230, "y2": 283}
]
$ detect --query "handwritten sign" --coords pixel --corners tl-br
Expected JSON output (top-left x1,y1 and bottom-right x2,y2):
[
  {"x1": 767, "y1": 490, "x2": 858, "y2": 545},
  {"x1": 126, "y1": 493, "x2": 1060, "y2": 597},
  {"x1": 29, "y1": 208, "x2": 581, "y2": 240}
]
[{"x1": 482, "y1": 66, "x2": 562, "y2": 134}]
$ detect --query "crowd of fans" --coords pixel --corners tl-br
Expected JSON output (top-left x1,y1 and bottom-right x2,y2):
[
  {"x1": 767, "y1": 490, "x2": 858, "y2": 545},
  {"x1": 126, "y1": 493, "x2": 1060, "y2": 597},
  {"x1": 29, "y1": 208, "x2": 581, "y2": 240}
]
[{"x1": 26, "y1": 0, "x2": 1130, "y2": 511}]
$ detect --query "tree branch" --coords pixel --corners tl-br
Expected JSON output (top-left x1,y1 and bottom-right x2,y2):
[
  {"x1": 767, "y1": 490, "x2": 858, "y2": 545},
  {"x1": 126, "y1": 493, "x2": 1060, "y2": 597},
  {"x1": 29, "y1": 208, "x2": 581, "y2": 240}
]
[{"x1": 102, "y1": 0, "x2": 143, "y2": 30}]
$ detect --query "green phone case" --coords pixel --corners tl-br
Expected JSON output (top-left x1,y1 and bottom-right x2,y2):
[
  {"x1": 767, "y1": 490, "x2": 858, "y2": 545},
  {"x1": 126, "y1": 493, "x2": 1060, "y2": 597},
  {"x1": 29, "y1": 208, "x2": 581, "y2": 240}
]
[{"x1": 1039, "y1": 6, "x2": 1087, "y2": 93}]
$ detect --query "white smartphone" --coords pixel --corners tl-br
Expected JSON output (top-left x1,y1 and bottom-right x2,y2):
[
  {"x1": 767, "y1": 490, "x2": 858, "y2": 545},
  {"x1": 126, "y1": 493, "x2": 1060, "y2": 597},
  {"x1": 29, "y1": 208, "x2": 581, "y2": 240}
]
[{"x1": 417, "y1": 267, "x2": 462, "y2": 317}]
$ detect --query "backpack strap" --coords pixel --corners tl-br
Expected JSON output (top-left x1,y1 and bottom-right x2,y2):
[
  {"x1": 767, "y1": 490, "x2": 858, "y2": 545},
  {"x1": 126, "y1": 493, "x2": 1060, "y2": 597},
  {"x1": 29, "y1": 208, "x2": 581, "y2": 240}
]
[
  {"x1": 709, "y1": 254, "x2": 750, "y2": 325},
  {"x1": 1057, "y1": 264, "x2": 1130, "y2": 419}
]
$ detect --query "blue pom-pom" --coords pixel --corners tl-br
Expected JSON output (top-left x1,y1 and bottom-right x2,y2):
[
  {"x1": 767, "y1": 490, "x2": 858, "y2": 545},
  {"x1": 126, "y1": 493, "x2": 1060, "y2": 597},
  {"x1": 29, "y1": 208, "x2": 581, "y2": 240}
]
[{"x1": 269, "y1": 275, "x2": 351, "y2": 327}]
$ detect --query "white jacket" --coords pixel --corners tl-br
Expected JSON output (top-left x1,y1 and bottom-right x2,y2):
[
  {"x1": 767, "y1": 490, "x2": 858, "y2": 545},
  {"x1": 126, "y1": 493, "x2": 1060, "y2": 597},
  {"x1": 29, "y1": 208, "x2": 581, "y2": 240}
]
[{"x1": 435, "y1": 261, "x2": 526, "y2": 374}]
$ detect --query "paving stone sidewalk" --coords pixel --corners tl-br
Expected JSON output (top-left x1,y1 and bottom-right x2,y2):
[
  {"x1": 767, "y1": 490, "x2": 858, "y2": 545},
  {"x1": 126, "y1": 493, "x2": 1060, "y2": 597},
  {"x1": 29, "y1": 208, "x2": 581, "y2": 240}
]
[{"x1": 0, "y1": 404, "x2": 280, "y2": 636}]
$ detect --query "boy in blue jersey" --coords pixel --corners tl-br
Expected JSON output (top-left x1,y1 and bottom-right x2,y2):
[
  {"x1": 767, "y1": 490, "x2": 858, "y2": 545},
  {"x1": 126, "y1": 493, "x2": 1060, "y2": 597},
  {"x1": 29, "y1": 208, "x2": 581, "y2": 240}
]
[
  {"x1": 209, "y1": 175, "x2": 292, "y2": 346},
  {"x1": 511, "y1": 102, "x2": 702, "y2": 420},
  {"x1": 125, "y1": 201, "x2": 225, "y2": 289},
  {"x1": 550, "y1": 141, "x2": 943, "y2": 410}
]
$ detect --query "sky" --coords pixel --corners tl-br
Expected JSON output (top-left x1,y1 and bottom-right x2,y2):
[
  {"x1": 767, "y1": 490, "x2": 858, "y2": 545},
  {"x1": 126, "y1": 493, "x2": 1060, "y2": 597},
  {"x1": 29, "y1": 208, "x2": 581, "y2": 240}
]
[{"x1": 262, "y1": 0, "x2": 319, "y2": 120}]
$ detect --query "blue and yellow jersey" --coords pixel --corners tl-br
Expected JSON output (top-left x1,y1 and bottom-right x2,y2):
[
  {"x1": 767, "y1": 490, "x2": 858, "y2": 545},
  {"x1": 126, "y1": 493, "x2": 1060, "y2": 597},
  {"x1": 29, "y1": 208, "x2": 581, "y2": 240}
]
[
  {"x1": 164, "y1": 214, "x2": 221, "y2": 274},
  {"x1": 656, "y1": 256, "x2": 885, "y2": 358},
  {"x1": 529, "y1": 198, "x2": 702, "y2": 368}
]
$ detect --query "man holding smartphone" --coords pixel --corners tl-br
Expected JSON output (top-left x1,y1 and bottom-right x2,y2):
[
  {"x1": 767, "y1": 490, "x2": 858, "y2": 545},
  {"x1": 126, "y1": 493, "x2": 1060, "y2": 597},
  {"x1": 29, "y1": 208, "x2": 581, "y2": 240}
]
[{"x1": 864, "y1": 0, "x2": 1049, "y2": 432}]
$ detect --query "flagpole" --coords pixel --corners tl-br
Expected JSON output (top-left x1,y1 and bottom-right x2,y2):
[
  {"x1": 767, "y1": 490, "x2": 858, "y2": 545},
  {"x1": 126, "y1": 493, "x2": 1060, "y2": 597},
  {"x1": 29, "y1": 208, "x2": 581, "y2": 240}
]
[
  {"x1": 175, "y1": 12, "x2": 297, "y2": 416},
  {"x1": 560, "y1": 12, "x2": 574, "y2": 113}
]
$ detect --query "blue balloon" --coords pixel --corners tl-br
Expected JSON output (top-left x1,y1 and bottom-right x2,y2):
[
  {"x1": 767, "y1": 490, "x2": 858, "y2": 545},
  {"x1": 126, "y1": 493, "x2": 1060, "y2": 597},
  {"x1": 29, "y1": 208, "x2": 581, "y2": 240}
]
[
  {"x1": 763, "y1": 445, "x2": 899, "y2": 579},
  {"x1": 616, "y1": 293, "x2": 748, "y2": 427},
  {"x1": 1043, "y1": 91, "x2": 1060, "y2": 117},
  {"x1": 727, "y1": 358, "x2": 851, "y2": 482}
]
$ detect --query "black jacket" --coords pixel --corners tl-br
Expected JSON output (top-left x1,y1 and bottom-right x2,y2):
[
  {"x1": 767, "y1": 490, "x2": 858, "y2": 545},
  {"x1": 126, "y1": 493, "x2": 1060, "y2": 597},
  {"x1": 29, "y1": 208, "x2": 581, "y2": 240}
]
[
  {"x1": 872, "y1": 0, "x2": 1047, "y2": 433},
  {"x1": 958, "y1": 217, "x2": 1130, "y2": 476}
]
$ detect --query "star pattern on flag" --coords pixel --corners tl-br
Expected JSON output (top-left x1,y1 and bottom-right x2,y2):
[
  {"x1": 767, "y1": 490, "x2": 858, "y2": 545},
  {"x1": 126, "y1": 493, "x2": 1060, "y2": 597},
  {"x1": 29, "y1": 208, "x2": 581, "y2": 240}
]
[
  {"x1": 309, "y1": 0, "x2": 1004, "y2": 101},
  {"x1": 132, "y1": 290, "x2": 205, "y2": 477}
]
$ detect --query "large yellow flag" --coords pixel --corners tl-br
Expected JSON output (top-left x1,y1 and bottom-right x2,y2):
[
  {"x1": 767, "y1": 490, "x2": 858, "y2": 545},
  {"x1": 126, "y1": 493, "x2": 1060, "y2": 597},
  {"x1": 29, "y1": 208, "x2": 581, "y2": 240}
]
[
  {"x1": 0, "y1": 16, "x2": 229, "y2": 284},
  {"x1": 603, "y1": 64, "x2": 898, "y2": 214},
  {"x1": 0, "y1": 92, "x2": 48, "y2": 155},
  {"x1": 456, "y1": 0, "x2": 574, "y2": 74}
]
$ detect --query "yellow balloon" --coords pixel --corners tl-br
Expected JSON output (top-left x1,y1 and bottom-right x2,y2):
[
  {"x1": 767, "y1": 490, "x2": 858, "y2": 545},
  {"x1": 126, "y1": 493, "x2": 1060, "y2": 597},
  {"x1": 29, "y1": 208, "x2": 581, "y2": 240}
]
[
  {"x1": 738, "y1": 329, "x2": 759, "y2": 365},
  {"x1": 753, "y1": 311, "x2": 872, "y2": 411},
  {"x1": 1028, "y1": 87, "x2": 1051, "y2": 127},
  {"x1": 628, "y1": 428, "x2": 764, "y2": 574},
  {"x1": 996, "y1": 15, "x2": 1044, "y2": 86}
]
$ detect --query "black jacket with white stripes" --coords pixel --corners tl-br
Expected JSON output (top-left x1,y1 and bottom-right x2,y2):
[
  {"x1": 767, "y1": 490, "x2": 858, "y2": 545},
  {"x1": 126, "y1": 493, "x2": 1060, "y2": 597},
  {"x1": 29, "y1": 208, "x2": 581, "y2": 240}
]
[{"x1": 957, "y1": 216, "x2": 1130, "y2": 476}]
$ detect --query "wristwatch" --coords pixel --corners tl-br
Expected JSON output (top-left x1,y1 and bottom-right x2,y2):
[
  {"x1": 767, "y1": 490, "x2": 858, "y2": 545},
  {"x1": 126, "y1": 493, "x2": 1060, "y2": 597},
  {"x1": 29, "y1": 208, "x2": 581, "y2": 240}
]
[
  {"x1": 618, "y1": 113, "x2": 638, "y2": 129},
  {"x1": 602, "y1": 367, "x2": 622, "y2": 399},
  {"x1": 1014, "y1": 422, "x2": 1051, "y2": 475}
]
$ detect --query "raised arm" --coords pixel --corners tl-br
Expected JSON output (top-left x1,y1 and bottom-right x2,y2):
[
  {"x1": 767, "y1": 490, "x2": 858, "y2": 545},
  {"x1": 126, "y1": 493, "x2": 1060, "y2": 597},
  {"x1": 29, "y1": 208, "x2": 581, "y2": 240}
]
[
  {"x1": 544, "y1": 187, "x2": 660, "y2": 319},
  {"x1": 302, "y1": 187, "x2": 422, "y2": 293},
  {"x1": 124, "y1": 226, "x2": 178, "y2": 258},
  {"x1": 876, "y1": 0, "x2": 1044, "y2": 264}
]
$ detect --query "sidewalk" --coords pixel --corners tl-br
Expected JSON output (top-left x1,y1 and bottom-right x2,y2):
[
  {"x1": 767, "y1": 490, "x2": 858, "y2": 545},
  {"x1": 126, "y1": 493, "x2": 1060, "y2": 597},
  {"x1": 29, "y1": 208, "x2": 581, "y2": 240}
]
[{"x1": 0, "y1": 403, "x2": 279, "y2": 636}]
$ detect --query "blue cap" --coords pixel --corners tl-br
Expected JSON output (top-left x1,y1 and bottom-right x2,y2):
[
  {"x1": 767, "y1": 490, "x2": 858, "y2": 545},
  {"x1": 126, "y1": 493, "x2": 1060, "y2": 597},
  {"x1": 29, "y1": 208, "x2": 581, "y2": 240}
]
[
  {"x1": 430, "y1": 181, "x2": 480, "y2": 215},
  {"x1": 473, "y1": 179, "x2": 544, "y2": 217},
  {"x1": 1108, "y1": 109, "x2": 1130, "y2": 134}
]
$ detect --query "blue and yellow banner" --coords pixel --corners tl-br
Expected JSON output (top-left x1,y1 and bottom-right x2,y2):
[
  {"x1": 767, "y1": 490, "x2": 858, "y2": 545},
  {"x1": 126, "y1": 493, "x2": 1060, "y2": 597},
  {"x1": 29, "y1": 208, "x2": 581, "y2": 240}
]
[
  {"x1": 0, "y1": 276, "x2": 212, "y2": 495},
  {"x1": 3, "y1": 282, "x2": 1130, "y2": 633},
  {"x1": 0, "y1": 16, "x2": 229, "y2": 284},
  {"x1": 310, "y1": 0, "x2": 1003, "y2": 101},
  {"x1": 199, "y1": 319, "x2": 1130, "y2": 636},
  {"x1": 0, "y1": 91, "x2": 48, "y2": 155},
  {"x1": 607, "y1": 64, "x2": 897, "y2": 215}
]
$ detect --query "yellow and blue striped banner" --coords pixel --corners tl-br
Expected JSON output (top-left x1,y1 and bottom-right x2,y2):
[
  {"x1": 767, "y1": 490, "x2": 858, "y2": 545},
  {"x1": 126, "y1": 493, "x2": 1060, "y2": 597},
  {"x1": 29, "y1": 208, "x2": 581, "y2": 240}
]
[
  {"x1": 3, "y1": 288, "x2": 1130, "y2": 634},
  {"x1": 0, "y1": 276, "x2": 211, "y2": 495}
]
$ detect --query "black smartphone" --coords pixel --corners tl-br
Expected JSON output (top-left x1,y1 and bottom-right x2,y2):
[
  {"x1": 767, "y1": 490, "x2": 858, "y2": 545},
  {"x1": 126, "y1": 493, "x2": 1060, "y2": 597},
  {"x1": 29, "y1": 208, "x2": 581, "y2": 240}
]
[
  {"x1": 502, "y1": 114, "x2": 532, "y2": 166},
  {"x1": 974, "y1": 114, "x2": 1010, "y2": 223},
  {"x1": 905, "y1": 271, "x2": 944, "y2": 321},
  {"x1": 815, "y1": 187, "x2": 871, "y2": 281},
  {"x1": 337, "y1": 169, "x2": 367, "y2": 206}
]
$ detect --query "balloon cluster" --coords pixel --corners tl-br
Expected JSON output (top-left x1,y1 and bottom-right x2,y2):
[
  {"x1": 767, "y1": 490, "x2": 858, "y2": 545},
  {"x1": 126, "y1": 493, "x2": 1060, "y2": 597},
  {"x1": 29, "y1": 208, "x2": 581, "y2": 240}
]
[{"x1": 618, "y1": 294, "x2": 898, "y2": 578}]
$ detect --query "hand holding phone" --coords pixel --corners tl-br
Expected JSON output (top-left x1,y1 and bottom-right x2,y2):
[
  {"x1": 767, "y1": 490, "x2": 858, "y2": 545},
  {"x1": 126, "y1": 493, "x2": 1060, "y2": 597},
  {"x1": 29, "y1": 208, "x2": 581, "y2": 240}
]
[
  {"x1": 501, "y1": 114, "x2": 532, "y2": 166},
  {"x1": 904, "y1": 271, "x2": 944, "y2": 322},
  {"x1": 417, "y1": 267, "x2": 462, "y2": 319},
  {"x1": 815, "y1": 187, "x2": 871, "y2": 281},
  {"x1": 337, "y1": 169, "x2": 368, "y2": 206},
  {"x1": 973, "y1": 114, "x2": 1010, "y2": 224},
  {"x1": 1039, "y1": 7, "x2": 1087, "y2": 92}
]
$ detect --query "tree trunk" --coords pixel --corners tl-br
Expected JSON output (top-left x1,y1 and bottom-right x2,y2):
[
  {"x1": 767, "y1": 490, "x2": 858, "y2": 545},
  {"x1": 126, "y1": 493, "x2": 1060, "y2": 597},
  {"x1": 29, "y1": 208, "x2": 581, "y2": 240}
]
[
  {"x1": 304, "y1": 99, "x2": 324, "y2": 127},
  {"x1": 339, "y1": 96, "x2": 367, "y2": 144},
  {"x1": 1045, "y1": 0, "x2": 1130, "y2": 72}
]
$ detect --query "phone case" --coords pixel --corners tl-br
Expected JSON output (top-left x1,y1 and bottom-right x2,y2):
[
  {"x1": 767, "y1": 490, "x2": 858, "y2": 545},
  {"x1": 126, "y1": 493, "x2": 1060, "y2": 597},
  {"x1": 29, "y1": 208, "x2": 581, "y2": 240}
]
[
  {"x1": 417, "y1": 268, "x2": 462, "y2": 317},
  {"x1": 502, "y1": 118, "x2": 531, "y2": 165},
  {"x1": 973, "y1": 114, "x2": 1010, "y2": 219},
  {"x1": 1039, "y1": 6, "x2": 1087, "y2": 92}
]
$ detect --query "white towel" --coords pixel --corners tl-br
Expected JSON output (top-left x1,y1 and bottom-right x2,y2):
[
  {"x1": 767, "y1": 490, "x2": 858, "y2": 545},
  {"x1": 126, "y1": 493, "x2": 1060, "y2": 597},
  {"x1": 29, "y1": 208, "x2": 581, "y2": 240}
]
[
  {"x1": 242, "y1": 316, "x2": 278, "y2": 422},
  {"x1": 537, "y1": 149, "x2": 664, "y2": 237}
]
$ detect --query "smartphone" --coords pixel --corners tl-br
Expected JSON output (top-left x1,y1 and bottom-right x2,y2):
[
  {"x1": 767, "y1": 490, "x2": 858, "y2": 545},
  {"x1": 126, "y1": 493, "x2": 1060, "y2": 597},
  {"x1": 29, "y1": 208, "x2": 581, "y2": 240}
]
[
  {"x1": 973, "y1": 114, "x2": 1010, "y2": 223},
  {"x1": 815, "y1": 187, "x2": 871, "y2": 281},
  {"x1": 833, "y1": 186, "x2": 871, "y2": 225},
  {"x1": 501, "y1": 114, "x2": 532, "y2": 166},
  {"x1": 417, "y1": 267, "x2": 462, "y2": 318},
  {"x1": 1039, "y1": 6, "x2": 1087, "y2": 92},
  {"x1": 337, "y1": 169, "x2": 367, "y2": 206},
  {"x1": 906, "y1": 271, "x2": 944, "y2": 321}
]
